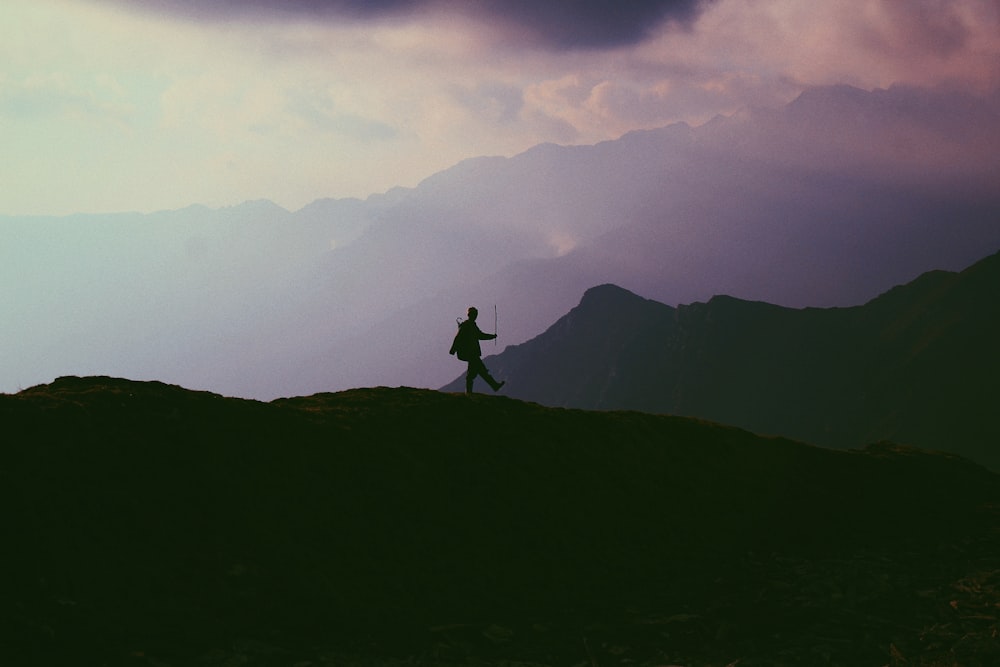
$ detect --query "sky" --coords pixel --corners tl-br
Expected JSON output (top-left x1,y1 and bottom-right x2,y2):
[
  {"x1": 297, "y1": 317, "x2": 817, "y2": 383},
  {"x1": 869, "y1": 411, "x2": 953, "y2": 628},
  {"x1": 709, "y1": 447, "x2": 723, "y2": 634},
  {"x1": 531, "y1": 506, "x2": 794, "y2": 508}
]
[{"x1": 2, "y1": 0, "x2": 999, "y2": 216}]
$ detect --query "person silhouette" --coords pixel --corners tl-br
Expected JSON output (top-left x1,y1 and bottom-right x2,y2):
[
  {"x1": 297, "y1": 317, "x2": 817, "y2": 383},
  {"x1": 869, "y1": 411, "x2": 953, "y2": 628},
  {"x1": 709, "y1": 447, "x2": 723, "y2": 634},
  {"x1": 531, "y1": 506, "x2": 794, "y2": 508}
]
[{"x1": 449, "y1": 306, "x2": 505, "y2": 394}]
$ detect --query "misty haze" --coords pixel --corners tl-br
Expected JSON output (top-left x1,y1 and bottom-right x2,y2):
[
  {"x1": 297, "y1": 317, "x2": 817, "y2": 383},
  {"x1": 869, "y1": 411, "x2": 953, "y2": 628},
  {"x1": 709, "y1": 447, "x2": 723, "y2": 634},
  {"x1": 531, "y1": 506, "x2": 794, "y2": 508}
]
[{"x1": 3, "y1": 84, "x2": 999, "y2": 402}]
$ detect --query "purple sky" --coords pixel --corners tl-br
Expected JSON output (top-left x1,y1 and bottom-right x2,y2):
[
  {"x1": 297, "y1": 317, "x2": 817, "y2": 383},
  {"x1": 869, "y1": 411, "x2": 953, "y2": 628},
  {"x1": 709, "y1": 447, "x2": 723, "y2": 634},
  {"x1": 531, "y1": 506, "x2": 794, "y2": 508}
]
[{"x1": 2, "y1": 0, "x2": 999, "y2": 215}]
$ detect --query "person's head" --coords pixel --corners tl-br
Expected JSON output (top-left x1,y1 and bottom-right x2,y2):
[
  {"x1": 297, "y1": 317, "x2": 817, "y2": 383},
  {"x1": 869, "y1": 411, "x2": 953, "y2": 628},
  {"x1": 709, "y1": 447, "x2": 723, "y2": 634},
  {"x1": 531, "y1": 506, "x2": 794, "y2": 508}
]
[{"x1": 467, "y1": 307, "x2": 478, "y2": 320}]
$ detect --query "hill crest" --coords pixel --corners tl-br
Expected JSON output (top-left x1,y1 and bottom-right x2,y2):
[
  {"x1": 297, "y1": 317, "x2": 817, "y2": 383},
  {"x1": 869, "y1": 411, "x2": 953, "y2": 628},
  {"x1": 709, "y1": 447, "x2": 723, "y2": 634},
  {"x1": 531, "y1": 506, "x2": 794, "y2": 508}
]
[{"x1": 3, "y1": 376, "x2": 999, "y2": 665}]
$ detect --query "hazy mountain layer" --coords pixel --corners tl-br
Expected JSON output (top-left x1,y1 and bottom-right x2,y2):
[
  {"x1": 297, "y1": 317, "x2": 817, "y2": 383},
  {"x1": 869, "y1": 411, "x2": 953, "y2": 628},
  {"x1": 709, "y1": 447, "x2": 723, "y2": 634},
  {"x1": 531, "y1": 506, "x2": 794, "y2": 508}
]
[
  {"x1": 445, "y1": 249, "x2": 1000, "y2": 469},
  {"x1": 2, "y1": 84, "x2": 999, "y2": 399},
  {"x1": 2, "y1": 376, "x2": 998, "y2": 665}
]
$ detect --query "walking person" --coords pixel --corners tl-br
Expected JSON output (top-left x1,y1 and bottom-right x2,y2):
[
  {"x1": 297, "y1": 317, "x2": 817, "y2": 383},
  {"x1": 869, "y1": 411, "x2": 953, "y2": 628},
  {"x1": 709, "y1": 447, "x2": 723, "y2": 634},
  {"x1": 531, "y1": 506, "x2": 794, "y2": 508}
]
[{"x1": 449, "y1": 306, "x2": 505, "y2": 394}]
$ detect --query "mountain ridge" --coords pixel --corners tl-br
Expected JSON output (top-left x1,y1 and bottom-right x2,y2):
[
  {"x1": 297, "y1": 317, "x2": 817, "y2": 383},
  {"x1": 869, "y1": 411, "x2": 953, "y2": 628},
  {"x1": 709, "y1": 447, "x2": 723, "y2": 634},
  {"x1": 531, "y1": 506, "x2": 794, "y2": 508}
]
[
  {"x1": 3, "y1": 83, "x2": 1000, "y2": 399},
  {"x1": 444, "y1": 249, "x2": 1000, "y2": 469}
]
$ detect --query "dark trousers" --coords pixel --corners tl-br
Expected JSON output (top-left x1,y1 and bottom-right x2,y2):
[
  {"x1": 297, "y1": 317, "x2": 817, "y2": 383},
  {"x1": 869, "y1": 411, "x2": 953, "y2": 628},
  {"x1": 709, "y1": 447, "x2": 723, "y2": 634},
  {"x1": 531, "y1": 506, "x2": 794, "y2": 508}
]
[{"x1": 466, "y1": 357, "x2": 501, "y2": 393}]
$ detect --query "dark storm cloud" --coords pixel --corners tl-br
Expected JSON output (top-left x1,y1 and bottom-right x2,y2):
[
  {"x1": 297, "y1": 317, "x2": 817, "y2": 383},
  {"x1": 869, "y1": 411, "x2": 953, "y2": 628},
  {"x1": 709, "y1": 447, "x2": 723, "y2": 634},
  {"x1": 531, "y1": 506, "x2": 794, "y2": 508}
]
[
  {"x1": 479, "y1": 0, "x2": 709, "y2": 49},
  {"x1": 95, "y1": 0, "x2": 712, "y2": 49}
]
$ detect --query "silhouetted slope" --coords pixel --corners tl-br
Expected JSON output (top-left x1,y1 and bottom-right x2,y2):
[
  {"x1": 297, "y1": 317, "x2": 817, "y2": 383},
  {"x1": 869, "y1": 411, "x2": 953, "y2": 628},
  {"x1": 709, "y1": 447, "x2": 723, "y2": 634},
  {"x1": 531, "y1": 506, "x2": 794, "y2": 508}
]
[
  {"x1": 450, "y1": 250, "x2": 1000, "y2": 469},
  {"x1": 2, "y1": 376, "x2": 999, "y2": 665}
]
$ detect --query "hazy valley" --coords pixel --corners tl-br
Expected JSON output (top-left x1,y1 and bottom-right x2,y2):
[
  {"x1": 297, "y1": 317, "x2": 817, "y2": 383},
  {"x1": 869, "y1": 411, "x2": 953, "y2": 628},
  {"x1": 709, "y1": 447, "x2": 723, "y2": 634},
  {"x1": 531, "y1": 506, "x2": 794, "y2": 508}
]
[{"x1": 2, "y1": 83, "x2": 999, "y2": 400}]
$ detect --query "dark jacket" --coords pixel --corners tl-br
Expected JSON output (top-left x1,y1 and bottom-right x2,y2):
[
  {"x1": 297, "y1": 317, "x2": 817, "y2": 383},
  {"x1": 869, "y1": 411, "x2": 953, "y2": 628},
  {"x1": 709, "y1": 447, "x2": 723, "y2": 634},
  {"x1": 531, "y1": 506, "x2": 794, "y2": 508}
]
[{"x1": 450, "y1": 319, "x2": 494, "y2": 361}]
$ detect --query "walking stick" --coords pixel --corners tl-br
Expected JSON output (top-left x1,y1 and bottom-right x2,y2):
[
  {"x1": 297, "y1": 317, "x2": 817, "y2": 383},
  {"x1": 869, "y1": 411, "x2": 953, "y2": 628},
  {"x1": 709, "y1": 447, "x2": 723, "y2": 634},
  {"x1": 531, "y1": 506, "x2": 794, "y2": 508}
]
[{"x1": 494, "y1": 304, "x2": 498, "y2": 346}]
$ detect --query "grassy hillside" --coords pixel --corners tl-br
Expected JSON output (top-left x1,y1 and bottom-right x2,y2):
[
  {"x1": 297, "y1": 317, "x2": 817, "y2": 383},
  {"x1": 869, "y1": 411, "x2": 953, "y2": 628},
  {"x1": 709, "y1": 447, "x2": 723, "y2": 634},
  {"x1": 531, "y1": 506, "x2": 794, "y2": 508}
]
[{"x1": 2, "y1": 376, "x2": 999, "y2": 666}]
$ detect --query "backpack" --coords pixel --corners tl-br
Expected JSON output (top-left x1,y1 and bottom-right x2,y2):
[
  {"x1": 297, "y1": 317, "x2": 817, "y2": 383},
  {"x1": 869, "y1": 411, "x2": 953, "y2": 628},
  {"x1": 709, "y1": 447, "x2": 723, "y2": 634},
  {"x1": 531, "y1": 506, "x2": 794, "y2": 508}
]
[{"x1": 449, "y1": 320, "x2": 476, "y2": 362}]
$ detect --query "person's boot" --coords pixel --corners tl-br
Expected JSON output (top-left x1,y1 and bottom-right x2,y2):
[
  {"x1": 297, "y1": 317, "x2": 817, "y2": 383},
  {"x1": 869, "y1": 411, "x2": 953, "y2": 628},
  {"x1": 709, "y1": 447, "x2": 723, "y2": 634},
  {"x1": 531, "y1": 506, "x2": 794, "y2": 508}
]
[
  {"x1": 487, "y1": 375, "x2": 505, "y2": 392},
  {"x1": 465, "y1": 374, "x2": 474, "y2": 394}
]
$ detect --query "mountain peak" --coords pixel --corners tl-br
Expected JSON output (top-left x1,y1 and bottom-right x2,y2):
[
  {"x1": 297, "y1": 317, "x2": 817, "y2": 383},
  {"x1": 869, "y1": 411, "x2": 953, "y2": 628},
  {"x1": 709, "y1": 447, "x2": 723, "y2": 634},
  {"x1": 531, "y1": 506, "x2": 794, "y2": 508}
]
[
  {"x1": 579, "y1": 282, "x2": 645, "y2": 304},
  {"x1": 227, "y1": 199, "x2": 288, "y2": 214},
  {"x1": 789, "y1": 83, "x2": 872, "y2": 112},
  {"x1": 570, "y1": 284, "x2": 673, "y2": 325}
]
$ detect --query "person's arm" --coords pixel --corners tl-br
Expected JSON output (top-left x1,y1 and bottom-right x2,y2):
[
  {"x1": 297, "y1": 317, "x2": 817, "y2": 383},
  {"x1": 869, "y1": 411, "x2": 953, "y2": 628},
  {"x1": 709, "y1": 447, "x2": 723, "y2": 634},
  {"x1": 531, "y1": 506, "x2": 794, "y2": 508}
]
[{"x1": 475, "y1": 325, "x2": 496, "y2": 341}]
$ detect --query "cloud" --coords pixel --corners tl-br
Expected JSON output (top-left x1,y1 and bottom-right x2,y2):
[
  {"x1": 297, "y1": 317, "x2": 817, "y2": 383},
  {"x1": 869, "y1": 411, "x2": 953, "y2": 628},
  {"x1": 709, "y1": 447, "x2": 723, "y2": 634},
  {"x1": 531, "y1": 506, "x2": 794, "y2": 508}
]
[
  {"x1": 683, "y1": 0, "x2": 1000, "y2": 92},
  {"x1": 858, "y1": 1, "x2": 974, "y2": 59},
  {"x1": 91, "y1": 0, "x2": 715, "y2": 50},
  {"x1": 448, "y1": 82, "x2": 524, "y2": 125},
  {"x1": 0, "y1": 73, "x2": 134, "y2": 126},
  {"x1": 92, "y1": 0, "x2": 425, "y2": 21},
  {"x1": 473, "y1": 0, "x2": 710, "y2": 49},
  {"x1": 8, "y1": 0, "x2": 1000, "y2": 216}
]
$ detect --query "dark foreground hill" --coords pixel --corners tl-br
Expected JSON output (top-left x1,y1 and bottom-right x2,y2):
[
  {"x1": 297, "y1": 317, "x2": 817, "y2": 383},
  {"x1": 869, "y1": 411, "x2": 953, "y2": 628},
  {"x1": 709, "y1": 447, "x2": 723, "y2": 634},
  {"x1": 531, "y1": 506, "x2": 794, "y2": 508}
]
[
  {"x1": 446, "y1": 249, "x2": 1000, "y2": 470},
  {"x1": 3, "y1": 377, "x2": 1000, "y2": 666}
]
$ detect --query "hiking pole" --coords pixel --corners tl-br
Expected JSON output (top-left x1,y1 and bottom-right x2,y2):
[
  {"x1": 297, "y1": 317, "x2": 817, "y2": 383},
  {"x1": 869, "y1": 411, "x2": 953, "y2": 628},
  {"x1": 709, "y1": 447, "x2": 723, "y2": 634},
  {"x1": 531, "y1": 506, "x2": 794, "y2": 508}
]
[{"x1": 494, "y1": 304, "x2": 498, "y2": 346}]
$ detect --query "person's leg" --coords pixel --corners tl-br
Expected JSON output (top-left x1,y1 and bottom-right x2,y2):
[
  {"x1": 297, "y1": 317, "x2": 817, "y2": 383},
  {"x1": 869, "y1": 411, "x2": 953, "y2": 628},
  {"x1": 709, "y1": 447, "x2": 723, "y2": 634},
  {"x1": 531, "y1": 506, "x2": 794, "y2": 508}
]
[
  {"x1": 465, "y1": 360, "x2": 478, "y2": 393},
  {"x1": 478, "y1": 359, "x2": 504, "y2": 392},
  {"x1": 465, "y1": 361, "x2": 477, "y2": 394},
  {"x1": 468, "y1": 358, "x2": 504, "y2": 393}
]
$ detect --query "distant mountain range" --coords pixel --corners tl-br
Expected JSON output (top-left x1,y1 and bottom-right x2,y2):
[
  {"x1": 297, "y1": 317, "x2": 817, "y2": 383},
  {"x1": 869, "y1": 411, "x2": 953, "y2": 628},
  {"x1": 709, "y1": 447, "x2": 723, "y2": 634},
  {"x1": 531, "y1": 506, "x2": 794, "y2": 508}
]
[
  {"x1": 3, "y1": 376, "x2": 999, "y2": 665},
  {"x1": 2, "y1": 83, "x2": 999, "y2": 399},
  {"x1": 445, "y1": 249, "x2": 1000, "y2": 469}
]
